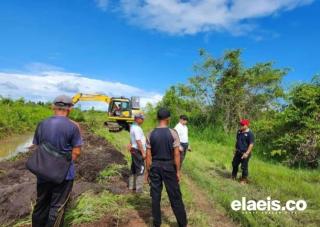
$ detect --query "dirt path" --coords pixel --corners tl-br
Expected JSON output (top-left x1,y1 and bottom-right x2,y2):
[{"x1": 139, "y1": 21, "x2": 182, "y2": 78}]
[{"x1": 184, "y1": 175, "x2": 237, "y2": 227}]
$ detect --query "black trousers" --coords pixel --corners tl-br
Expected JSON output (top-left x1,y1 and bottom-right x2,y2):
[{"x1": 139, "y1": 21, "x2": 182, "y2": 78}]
[
  {"x1": 180, "y1": 143, "x2": 189, "y2": 166},
  {"x1": 32, "y1": 180, "x2": 73, "y2": 227},
  {"x1": 149, "y1": 161, "x2": 187, "y2": 227},
  {"x1": 131, "y1": 148, "x2": 145, "y2": 176},
  {"x1": 232, "y1": 151, "x2": 251, "y2": 179}
]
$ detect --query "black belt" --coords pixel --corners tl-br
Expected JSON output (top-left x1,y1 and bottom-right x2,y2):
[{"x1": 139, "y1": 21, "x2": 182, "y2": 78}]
[
  {"x1": 153, "y1": 159, "x2": 173, "y2": 162},
  {"x1": 152, "y1": 160, "x2": 175, "y2": 170},
  {"x1": 152, "y1": 159, "x2": 174, "y2": 166}
]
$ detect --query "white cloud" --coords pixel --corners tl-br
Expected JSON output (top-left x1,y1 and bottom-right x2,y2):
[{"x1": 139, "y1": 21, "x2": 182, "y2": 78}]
[
  {"x1": 115, "y1": 0, "x2": 313, "y2": 35},
  {"x1": 24, "y1": 62, "x2": 64, "y2": 73},
  {"x1": 0, "y1": 71, "x2": 162, "y2": 110},
  {"x1": 95, "y1": 0, "x2": 109, "y2": 11}
]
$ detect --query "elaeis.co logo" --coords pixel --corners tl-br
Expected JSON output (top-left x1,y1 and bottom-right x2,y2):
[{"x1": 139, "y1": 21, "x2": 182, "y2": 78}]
[{"x1": 231, "y1": 196, "x2": 307, "y2": 213}]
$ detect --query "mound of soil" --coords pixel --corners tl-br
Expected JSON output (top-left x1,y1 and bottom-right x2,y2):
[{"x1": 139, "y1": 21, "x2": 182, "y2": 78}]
[{"x1": 0, "y1": 124, "x2": 126, "y2": 226}]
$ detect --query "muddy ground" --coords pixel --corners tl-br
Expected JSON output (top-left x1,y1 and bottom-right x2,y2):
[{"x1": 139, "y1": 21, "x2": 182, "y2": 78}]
[{"x1": 0, "y1": 124, "x2": 128, "y2": 226}]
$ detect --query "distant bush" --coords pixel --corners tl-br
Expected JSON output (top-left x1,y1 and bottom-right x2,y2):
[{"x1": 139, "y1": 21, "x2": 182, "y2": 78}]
[
  {"x1": 0, "y1": 98, "x2": 51, "y2": 139},
  {"x1": 256, "y1": 77, "x2": 320, "y2": 168},
  {"x1": 70, "y1": 108, "x2": 85, "y2": 122}
]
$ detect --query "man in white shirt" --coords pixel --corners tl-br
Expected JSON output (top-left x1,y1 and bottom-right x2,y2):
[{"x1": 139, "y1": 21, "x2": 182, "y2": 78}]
[
  {"x1": 128, "y1": 113, "x2": 146, "y2": 193},
  {"x1": 174, "y1": 115, "x2": 191, "y2": 166}
]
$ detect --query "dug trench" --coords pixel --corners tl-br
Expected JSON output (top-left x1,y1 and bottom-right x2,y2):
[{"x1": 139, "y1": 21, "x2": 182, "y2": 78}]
[{"x1": 0, "y1": 124, "x2": 130, "y2": 226}]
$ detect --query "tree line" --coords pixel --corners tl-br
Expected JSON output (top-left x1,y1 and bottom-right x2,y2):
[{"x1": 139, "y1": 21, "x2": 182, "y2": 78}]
[{"x1": 150, "y1": 49, "x2": 320, "y2": 169}]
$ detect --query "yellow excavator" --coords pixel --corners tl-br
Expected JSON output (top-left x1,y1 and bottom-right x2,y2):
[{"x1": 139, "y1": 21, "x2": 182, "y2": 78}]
[{"x1": 72, "y1": 93, "x2": 141, "y2": 131}]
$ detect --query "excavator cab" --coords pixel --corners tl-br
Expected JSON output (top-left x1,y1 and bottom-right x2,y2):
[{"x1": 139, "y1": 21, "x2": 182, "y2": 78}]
[{"x1": 106, "y1": 96, "x2": 140, "y2": 131}]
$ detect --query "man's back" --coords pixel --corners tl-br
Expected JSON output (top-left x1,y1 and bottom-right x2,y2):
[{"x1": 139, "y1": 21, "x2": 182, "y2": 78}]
[
  {"x1": 33, "y1": 116, "x2": 82, "y2": 181},
  {"x1": 146, "y1": 124, "x2": 187, "y2": 227},
  {"x1": 33, "y1": 116, "x2": 82, "y2": 152},
  {"x1": 148, "y1": 127, "x2": 179, "y2": 161}
]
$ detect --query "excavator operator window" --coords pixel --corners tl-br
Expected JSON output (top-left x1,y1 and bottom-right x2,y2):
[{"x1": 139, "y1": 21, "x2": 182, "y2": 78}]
[{"x1": 111, "y1": 101, "x2": 129, "y2": 116}]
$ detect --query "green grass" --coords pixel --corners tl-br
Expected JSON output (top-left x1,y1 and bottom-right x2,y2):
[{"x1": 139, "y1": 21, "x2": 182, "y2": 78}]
[
  {"x1": 98, "y1": 163, "x2": 124, "y2": 183},
  {"x1": 12, "y1": 218, "x2": 32, "y2": 227},
  {"x1": 183, "y1": 139, "x2": 320, "y2": 227},
  {"x1": 65, "y1": 190, "x2": 127, "y2": 225}
]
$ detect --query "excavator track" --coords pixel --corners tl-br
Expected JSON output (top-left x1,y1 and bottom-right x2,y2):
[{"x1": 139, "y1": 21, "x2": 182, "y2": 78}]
[{"x1": 104, "y1": 121, "x2": 122, "y2": 132}]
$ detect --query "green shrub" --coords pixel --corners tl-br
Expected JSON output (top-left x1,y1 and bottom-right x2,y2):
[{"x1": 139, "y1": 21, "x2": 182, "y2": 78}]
[
  {"x1": 257, "y1": 78, "x2": 320, "y2": 168},
  {"x1": 0, "y1": 98, "x2": 51, "y2": 139},
  {"x1": 69, "y1": 108, "x2": 85, "y2": 122}
]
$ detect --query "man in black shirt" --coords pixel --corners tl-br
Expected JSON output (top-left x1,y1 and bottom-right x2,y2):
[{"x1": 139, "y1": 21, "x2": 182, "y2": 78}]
[
  {"x1": 146, "y1": 108, "x2": 187, "y2": 227},
  {"x1": 232, "y1": 119, "x2": 254, "y2": 184}
]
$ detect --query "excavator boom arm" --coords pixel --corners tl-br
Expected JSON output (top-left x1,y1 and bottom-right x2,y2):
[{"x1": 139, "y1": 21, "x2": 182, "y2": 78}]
[{"x1": 72, "y1": 93, "x2": 111, "y2": 105}]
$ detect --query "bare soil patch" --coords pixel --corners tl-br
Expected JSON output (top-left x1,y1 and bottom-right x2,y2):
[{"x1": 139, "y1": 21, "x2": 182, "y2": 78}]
[{"x1": 0, "y1": 124, "x2": 126, "y2": 226}]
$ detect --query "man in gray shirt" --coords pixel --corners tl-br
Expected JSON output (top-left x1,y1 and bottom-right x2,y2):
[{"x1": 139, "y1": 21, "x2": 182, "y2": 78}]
[
  {"x1": 128, "y1": 113, "x2": 146, "y2": 193},
  {"x1": 32, "y1": 95, "x2": 83, "y2": 227}
]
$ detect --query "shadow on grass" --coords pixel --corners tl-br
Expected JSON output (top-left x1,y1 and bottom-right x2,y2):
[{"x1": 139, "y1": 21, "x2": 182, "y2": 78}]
[{"x1": 214, "y1": 168, "x2": 232, "y2": 179}]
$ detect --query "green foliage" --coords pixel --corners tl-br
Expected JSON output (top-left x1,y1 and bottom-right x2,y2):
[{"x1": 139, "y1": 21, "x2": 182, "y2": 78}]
[
  {"x1": 82, "y1": 110, "x2": 106, "y2": 129},
  {"x1": 174, "y1": 49, "x2": 287, "y2": 132},
  {"x1": 0, "y1": 98, "x2": 51, "y2": 139},
  {"x1": 189, "y1": 125, "x2": 234, "y2": 146},
  {"x1": 69, "y1": 108, "x2": 85, "y2": 122},
  {"x1": 257, "y1": 77, "x2": 320, "y2": 168},
  {"x1": 142, "y1": 103, "x2": 158, "y2": 131},
  {"x1": 157, "y1": 86, "x2": 205, "y2": 128},
  {"x1": 154, "y1": 48, "x2": 319, "y2": 169}
]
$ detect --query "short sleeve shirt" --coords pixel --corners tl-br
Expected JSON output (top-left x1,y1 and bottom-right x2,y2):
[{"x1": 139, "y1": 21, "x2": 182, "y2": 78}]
[
  {"x1": 146, "y1": 127, "x2": 180, "y2": 161},
  {"x1": 174, "y1": 123, "x2": 188, "y2": 143},
  {"x1": 235, "y1": 129, "x2": 254, "y2": 152},
  {"x1": 130, "y1": 123, "x2": 146, "y2": 152},
  {"x1": 33, "y1": 116, "x2": 83, "y2": 180}
]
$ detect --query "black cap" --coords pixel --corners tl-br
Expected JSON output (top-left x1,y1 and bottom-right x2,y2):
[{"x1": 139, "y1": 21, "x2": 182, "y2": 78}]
[{"x1": 157, "y1": 108, "x2": 171, "y2": 120}]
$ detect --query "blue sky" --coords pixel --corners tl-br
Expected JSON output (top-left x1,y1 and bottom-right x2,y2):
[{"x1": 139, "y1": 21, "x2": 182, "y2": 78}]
[{"x1": 0, "y1": 0, "x2": 319, "y2": 106}]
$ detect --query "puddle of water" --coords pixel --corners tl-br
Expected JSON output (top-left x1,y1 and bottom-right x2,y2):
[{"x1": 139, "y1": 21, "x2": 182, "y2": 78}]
[{"x1": 0, "y1": 133, "x2": 34, "y2": 161}]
